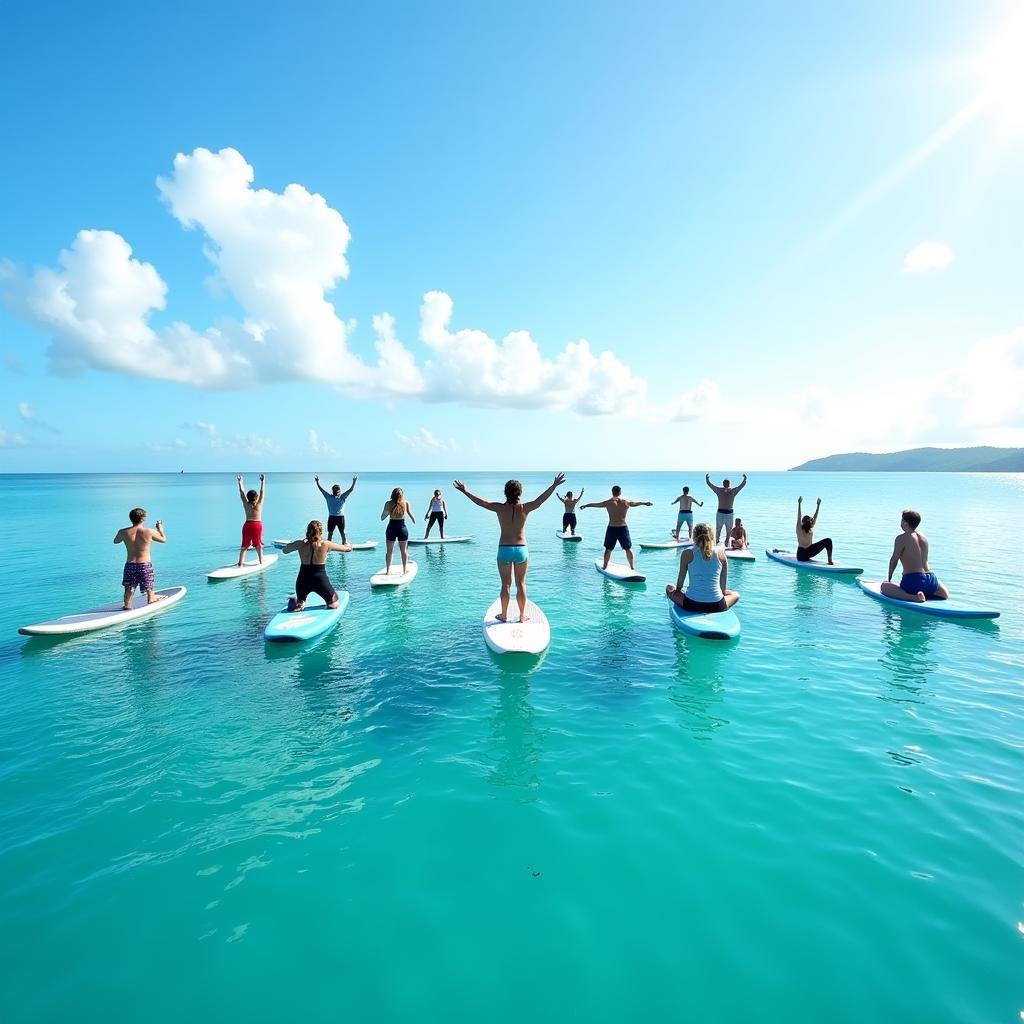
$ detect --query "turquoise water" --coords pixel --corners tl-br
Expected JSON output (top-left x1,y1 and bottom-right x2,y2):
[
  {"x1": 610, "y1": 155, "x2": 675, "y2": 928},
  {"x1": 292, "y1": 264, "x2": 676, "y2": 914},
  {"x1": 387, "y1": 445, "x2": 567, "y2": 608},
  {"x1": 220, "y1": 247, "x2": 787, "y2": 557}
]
[{"x1": 2, "y1": 471, "x2": 1022, "y2": 1021}]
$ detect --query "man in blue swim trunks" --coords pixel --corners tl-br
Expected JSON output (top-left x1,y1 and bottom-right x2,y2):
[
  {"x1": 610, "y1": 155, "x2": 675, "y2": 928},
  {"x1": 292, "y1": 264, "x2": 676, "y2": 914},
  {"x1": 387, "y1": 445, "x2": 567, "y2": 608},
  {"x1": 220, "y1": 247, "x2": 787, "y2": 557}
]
[
  {"x1": 880, "y1": 509, "x2": 950, "y2": 603},
  {"x1": 580, "y1": 485, "x2": 653, "y2": 572}
]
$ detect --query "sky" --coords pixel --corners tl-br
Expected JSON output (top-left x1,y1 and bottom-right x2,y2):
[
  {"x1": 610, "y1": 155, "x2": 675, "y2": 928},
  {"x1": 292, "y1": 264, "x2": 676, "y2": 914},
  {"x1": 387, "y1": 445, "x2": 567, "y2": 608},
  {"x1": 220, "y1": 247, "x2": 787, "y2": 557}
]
[{"x1": 1, "y1": 0, "x2": 1023, "y2": 472}]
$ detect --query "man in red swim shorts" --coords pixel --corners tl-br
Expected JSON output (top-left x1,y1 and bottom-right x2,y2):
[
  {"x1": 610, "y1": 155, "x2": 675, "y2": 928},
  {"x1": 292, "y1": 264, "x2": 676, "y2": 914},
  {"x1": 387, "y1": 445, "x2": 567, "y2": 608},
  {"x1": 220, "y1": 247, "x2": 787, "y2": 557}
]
[{"x1": 237, "y1": 473, "x2": 266, "y2": 565}]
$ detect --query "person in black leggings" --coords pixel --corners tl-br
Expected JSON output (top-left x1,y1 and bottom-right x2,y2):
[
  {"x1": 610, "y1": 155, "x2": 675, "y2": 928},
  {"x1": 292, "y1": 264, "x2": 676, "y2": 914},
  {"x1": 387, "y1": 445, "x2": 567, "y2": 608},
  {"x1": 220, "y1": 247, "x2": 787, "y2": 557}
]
[
  {"x1": 281, "y1": 520, "x2": 351, "y2": 609},
  {"x1": 795, "y1": 496, "x2": 834, "y2": 564}
]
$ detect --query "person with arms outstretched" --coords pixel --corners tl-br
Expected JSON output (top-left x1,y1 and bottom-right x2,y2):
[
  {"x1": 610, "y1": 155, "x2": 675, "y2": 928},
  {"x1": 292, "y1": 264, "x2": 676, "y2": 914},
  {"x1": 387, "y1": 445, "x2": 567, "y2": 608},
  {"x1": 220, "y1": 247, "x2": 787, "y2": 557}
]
[
  {"x1": 453, "y1": 473, "x2": 565, "y2": 622},
  {"x1": 880, "y1": 509, "x2": 949, "y2": 603},
  {"x1": 671, "y1": 485, "x2": 703, "y2": 540},
  {"x1": 236, "y1": 473, "x2": 266, "y2": 565},
  {"x1": 705, "y1": 473, "x2": 747, "y2": 546},
  {"x1": 423, "y1": 489, "x2": 448, "y2": 539},
  {"x1": 556, "y1": 486, "x2": 584, "y2": 535},
  {"x1": 580, "y1": 485, "x2": 653, "y2": 571},
  {"x1": 381, "y1": 487, "x2": 416, "y2": 576},
  {"x1": 315, "y1": 475, "x2": 357, "y2": 543},
  {"x1": 113, "y1": 508, "x2": 166, "y2": 609},
  {"x1": 666, "y1": 522, "x2": 740, "y2": 613},
  {"x1": 281, "y1": 520, "x2": 352, "y2": 611},
  {"x1": 795, "y1": 497, "x2": 834, "y2": 563}
]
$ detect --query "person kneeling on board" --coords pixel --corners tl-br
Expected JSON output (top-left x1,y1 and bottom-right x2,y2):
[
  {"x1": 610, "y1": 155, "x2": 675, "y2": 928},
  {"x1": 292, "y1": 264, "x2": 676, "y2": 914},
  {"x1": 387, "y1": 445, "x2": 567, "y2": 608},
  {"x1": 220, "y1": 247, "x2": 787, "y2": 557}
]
[
  {"x1": 666, "y1": 522, "x2": 740, "y2": 613},
  {"x1": 237, "y1": 473, "x2": 266, "y2": 565},
  {"x1": 281, "y1": 521, "x2": 352, "y2": 611},
  {"x1": 726, "y1": 517, "x2": 748, "y2": 550},
  {"x1": 880, "y1": 509, "x2": 949, "y2": 603},
  {"x1": 556, "y1": 487, "x2": 584, "y2": 535},
  {"x1": 114, "y1": 508, "x2": 167, "y2": 609},
  {"x1": 580, "y1": 485, "x2": 653, "y2": 572}
]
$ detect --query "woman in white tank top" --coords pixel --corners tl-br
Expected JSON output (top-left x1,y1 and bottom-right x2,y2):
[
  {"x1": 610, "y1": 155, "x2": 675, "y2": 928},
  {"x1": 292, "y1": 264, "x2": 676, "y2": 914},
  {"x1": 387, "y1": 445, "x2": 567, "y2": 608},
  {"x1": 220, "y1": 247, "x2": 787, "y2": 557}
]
[{"x1": 666, "y1": 522, "x2": 740, "y2": 613}]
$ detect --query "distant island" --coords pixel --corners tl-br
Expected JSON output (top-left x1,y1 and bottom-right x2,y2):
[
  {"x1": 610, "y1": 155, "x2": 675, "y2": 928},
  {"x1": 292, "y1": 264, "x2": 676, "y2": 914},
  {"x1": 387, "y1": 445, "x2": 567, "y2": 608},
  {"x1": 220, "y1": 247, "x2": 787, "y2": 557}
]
[{"x1": 790, "y1": 446, "x2": 1024, "y2": 472}]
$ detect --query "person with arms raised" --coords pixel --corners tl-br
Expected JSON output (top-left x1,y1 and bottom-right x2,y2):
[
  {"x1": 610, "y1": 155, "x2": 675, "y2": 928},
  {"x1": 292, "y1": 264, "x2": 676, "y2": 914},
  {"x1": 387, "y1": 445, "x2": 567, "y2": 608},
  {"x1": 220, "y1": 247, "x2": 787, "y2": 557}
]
[
  {"x1": 705, "y1": 473, "x2": 747, "y2": 546},
  {"x1": 236, "y1": 473, "x2": 266, "y2": 566},
  {"x1": 315, "y1": 475, "x2": 357, "y2": 543},
  {"x1": 795, "y1": 496, "x2": 834, "y2": 564}
]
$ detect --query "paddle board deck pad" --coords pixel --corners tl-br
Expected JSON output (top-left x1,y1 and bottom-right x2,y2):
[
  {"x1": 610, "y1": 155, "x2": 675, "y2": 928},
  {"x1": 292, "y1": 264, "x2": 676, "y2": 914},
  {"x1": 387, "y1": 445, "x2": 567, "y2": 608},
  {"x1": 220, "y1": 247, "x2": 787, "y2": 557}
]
[
  {"x1": 723, "y1": 548, "x2": 756, "y2": 561},
  {"x1": 407, "y1": 536, "x2": 473, "y2": 545},
  {"x1": 765, "y1": 549, "x2": 863, "y2": 575},
  {"x1": 856, "y1": 579, "x2": 999, "y2": 620},
  {"x1": 264, "y1": 591, "x2": 350, "y2": 642},
  {"x1": 482, "y1": 599, "x2": 551, "y2": 655},
  {"x1": 595, "y1": 560, "x2": 646, "y2": 583},
  {"x1": 370, "y1": 560, "x2": 419, "y2": 587},
  {"x1": 208, "y1": 554, "x2": 279, "y2": 580},
  {"x1": 639, "y1": 540, "x2": 692, "y2": 550},
  {"x1": 273, "y1": 539, "x2": 377, "y2": 551},
  {"x1": 668, "y1": 596, "x2": 741, "y2": 640},
  {"x1": 556, "y1": 531, "x2": 583, "y2": 542},
  {"x1": 19, "y1": 586, "x2": 187, "y2": 637}
]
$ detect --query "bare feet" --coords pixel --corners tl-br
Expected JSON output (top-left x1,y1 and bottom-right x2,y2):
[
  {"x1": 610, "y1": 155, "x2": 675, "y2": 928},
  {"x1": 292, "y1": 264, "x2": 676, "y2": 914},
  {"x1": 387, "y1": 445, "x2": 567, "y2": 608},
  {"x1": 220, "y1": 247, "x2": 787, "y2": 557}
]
[
  {"x1": 293, "y1": 602, "x2": 305, "y2": 612},
  {"x1": 912, "y1": 591, "x2": 926, "y2": 603},
  {"x1": 145, "y1": 594, "x2": 166, "y2": 606},
  {"x1": 520, "y1": 614, "x2": 531, "y2": 623}
]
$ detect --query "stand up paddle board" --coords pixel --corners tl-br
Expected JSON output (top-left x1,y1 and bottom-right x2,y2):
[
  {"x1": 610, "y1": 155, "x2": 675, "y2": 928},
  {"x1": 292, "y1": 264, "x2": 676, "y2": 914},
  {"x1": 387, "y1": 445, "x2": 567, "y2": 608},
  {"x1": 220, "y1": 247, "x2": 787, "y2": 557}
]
[
  {"x1": 264, "y1": 591, "x2": 350, "y2": 642},
  {"x1": 207, "y1": 553, "x2": 279, "y2": 580},
  {"x1": 595, "y1": 560, "x2": 646, "y2": 583},
  {"x1": 274, "y1": 538, "x2": 377, "y2": 551},
  {"x1": 856, "y1": 579, "x2": 999, "y2": 620},
  {"x1": 19, "y1": 586, "x2": 187, "y2": 637},
  {"x1": 766, "y1": 549, "x2": 863, "y2": 575},
  {"x1": 668, "y1": 595, "x2": 741, "y2": 640},
  {"x1": 482, "y1": 599, "x2": 551, "y2": 655},
  {"x1": 370, "y1": 560, "x2": 418, "y2": 587},
  {"x1": 407, "y1": 536, "x2": 473, "y2": 545},
  {"x1": 556, "y1": 530, "x2": 583, "y2": 542},
  {"x1": 639, "y1": 539, "x2": 692, "y2": 550},
  {"x1": 723, "y1": 547, "x2": 756, "y2": 562}
]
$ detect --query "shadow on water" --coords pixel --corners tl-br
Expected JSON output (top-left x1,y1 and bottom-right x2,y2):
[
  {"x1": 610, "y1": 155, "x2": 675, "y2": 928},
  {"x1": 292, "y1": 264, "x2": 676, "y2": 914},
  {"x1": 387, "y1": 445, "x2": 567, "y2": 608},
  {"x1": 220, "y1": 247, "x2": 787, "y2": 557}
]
[{"x1": 666, "y1": 631, "x2": 731, "y2": 740}]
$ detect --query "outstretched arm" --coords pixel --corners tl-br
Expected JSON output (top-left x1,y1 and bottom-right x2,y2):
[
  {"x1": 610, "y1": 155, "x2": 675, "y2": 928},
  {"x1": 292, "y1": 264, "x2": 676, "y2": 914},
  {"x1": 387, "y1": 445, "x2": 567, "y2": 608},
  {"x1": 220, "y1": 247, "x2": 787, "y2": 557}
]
[
  {"x1": 282, "y1": 540, "x2": 302, "y2": 554},
  {"x1": 580, "y1": 498, "x2": 611, "y2": 510},
  {"x1": 324, "y1": 540, "x2": 352, "y2": 553},
  {"x1": 452, "y1": 480, "x2": 502, "y2": 512},
  {"x1": 696, "y1": 498, "x2": 704, "y2": 507},
  {"x1": 671, "y1": 496, "x2": 681, "y2": 506},
  {"x1": 524, "y1": 472, "x2": 566, "y2": 513},
  {"x1": 628, "y1": 499, "x2": 653, "y2": 508},
  {"x1": 314, "y1": 476, "x2": 330, "y2": 498},
  {"x1": 341, "y1": 476, "x2": 357, "y2": 500}
]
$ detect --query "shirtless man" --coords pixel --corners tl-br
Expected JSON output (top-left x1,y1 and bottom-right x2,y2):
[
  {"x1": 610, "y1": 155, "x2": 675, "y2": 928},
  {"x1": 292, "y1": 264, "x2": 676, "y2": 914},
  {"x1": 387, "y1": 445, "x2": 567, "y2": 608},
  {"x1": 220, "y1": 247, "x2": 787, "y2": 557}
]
[
  {"x1": 113, "y1": 508, "x2": 166, "y2": 609},
  {"x1": 670, "y1": 485, "x2": 703, "y2": 539},
  {"x1": 726, "y1": 517, "x2": 748, "y2": 550},
  {"x1": 236, "y1": 474, "x2": 266, "y2": 565},
  {"x1": 556, "y1": 487, "x2": 584, "y2": 536},
  {"x1": 580, "y1": 485, "x2": 653, "y2": 571},
  {"x1": 881, "y1": 508, "x2": 949, "y2": 603},
  {"x1": 453, "y1": 473, "x2": 564, "y2": 622},
  {"x1": 315, "y1": 475, "x2": 357, "y2": 543},
  {"x1": 706, "y1": 473, "x2": 748, "y2": 546}
]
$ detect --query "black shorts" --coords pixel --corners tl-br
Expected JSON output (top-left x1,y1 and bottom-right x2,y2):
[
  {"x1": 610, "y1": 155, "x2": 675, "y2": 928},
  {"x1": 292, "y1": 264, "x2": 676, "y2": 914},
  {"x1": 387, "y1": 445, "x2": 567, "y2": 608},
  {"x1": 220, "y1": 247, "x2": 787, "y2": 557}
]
[
  {"x1": 428, "y1": 511, "x2": 444, "y2": 526},
  {"x1": 327, "y1": 514, "x2": 346, "y2": 537},
  {"x1": 562, "y1": 512, "x2": 577, "y2": 530},
  {"x1": 386, "y1": 519, "x2": 409, "y2": 542},
  {"x1": 296, "y1": 564, "x2": 337, "y2": 605},
  {"x1": 681, "y1": 594, "x2": 727, "y2": 613},
  {"x1": 603, "y1": 525, "x2": 632, "y2": 551}
]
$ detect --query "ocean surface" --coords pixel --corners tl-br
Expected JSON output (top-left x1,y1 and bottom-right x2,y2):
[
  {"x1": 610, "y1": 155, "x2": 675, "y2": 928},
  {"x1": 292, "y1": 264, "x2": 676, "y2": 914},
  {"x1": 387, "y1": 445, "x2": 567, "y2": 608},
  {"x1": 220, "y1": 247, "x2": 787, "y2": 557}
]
[{"x1": 1, "y1": 471, "x2": 1021, "y2": 1022}]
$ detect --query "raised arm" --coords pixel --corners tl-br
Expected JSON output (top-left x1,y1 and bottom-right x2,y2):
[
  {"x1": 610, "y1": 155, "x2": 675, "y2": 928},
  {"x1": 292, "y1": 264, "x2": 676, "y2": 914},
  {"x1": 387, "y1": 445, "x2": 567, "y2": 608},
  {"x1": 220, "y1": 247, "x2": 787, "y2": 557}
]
[
  {"x1": 452, "y1": 480, "x2": 502, "y2": 512},
  {"x1": 257, "y1": 473, "x2": 265, "y2": 502},
  {"x1": 151, "y1": 520, "x2": 166, "y2": 543},
  {"x1": 810, "y1": 498, "x2": 821, "y2": 528},
  {"x1": 555, "y1": 491, "x2": 565, "y2": 502},
  {"x1": 524, "y1": 472, "x2": 566, "y2": 513},
  {"x1": 797, "y1": 496, "x2": 803, "y2": 532},
  {"x1": 314, "y1": 475, "x2": 330, "y2": 498},
  {"x1": 735, "y1": 473, "x2": 748, "y2": 493},
  {"x1": 341, "y1": 476, "x2": 357, "y2": 500},
  {"x1": 705, "y1": 474, "x2": 722, "y2": 496},
  {"x1": 237, "y1": 474, "x2": 247, "y2": 505}
]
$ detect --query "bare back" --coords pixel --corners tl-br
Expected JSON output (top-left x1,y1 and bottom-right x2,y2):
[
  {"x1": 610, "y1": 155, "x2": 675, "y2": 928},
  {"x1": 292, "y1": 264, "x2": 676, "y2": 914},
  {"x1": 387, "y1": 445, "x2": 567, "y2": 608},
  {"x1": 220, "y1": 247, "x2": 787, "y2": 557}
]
[
  {"x1": 604, "y1": 496, "x2": 632, "y2": 527},
  {"x1": 300, "y1": 540, "x2": 330, "y2": 566},
  {"x1": 895, "y1": 530, "x2": 930, "y2": 574},
  {"x1": 242, "y1": 497, "x2": 263, "y2": 522},
  {"x1": 677, "y1": 494, "x2": 696, "y2": 511},
  {"x1": 118, "y1": 526, "x2": 156, "y2": 563},
  {"x1": 496, "y1": 503, "x2": 529, "y2": 545},
  {"x1": 710, "y1": 484, "x2": 739, "y2": 510}
]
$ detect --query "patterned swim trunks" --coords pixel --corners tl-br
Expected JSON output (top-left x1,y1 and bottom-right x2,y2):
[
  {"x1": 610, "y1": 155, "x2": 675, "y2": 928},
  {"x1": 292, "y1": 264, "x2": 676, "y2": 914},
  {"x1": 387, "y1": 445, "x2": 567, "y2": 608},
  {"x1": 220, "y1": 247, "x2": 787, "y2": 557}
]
[{"x1": 122, "y1": 562, "x2": 155, "y2": 592}]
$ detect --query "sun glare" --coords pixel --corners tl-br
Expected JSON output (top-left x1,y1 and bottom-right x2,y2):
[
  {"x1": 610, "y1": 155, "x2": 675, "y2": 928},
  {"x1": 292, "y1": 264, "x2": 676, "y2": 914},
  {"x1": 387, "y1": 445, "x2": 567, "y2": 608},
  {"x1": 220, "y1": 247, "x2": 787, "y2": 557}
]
[{"x1": 973, "y1": 13, "x2": 1024, "y2": 136}]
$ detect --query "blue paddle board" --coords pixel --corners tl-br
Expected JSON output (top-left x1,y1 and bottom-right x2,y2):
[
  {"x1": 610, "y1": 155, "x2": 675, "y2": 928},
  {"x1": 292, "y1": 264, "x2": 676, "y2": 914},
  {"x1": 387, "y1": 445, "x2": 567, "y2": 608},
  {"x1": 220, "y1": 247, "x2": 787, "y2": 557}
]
[
  {"x1": 264, "y1": 591, "x2": 350, "y2": 642},
  {"x1": 766, "y1": 548, "x2": 862, "y2": 575},
  {"x1": 668, "y1": 595, "x2": 741, "y2": 640},
  {"x1": 856, "y1": 579, "x2": 999, "y2": 620}
]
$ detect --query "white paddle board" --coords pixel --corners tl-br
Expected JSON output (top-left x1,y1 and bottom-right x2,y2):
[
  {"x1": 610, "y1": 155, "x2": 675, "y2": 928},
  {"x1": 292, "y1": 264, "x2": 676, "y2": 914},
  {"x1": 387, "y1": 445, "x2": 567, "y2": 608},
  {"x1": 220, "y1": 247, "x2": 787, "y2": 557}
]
[
  {"x1": 264, "y1": 591, "x2": 350, "y2": 642},
  {"x1": 639, "y1": 539, "x2": 692, "y2": 550},
  {"x1": 19, "y1": 586, "x2": 187, "y2": 637},
  {"x1": 207, "y1": 553, "x2": 279, "y2": 580},
  {"x1": 856, "y1": 579, "x2": 999, "y2": 620},
  {"x1": 723, "y1": 547, "x2": 756, "y2": 562},
  {"x1": 594, "y1": 559, "x2": 646, "y2": 583},
  {"x1": 556, "y1": 530, "x2": 583, "y2": 542},
  {"x1": 407, "y1": 536, "x2": 473, "y2": 545},
  {"x1": 765, "y1": 548, "x2": 863, "y2": 575},
  {"x1": 668, "y1": 595, "x2": 741, "y2": 640},
  {"x1": 370, "y1": 560, "x2": 419, "y2": 587},
  {"x1": 482, "y1": 599, "x2": 551, "y2": 655},
  {"x1": 274, "y1": 538, "x2": 376, "y2": 551}
]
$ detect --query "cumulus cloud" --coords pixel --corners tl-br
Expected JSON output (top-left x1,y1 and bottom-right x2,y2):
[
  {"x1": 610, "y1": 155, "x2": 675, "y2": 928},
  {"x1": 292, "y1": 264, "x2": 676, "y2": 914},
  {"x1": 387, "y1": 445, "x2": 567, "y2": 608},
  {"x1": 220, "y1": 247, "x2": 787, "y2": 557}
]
[
  {"x1": 669, "y1": 379, "x2": 741, "y2": 423},
  {"x1": 180, "y1": 420, "x2": 280, "y2": 456},
  {"x1": 17, "y1": 400, "x2": 59, "y2": 432},
  {"x1": 395, "y1": 427, "x2": 454, "y2": 454},
  {"x1": 0, "y1": 427, "x2": 28, "y2": 448},
  {"x1": 903, "y1": 241, "x2": 954, "y2": 273},
  {"x1": 308, "y1": 429, "x2": 335, "y2": 456}
]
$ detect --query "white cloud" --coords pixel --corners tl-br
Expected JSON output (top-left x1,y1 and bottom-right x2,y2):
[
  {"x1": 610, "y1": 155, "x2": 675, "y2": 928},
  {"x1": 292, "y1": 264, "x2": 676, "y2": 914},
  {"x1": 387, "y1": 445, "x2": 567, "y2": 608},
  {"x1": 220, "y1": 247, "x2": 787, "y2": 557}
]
[
  {"x1": 0, "y1": 427, "x2": 28, "y2": 447},
  {"x1": 180, "y1": 420, "x2": 280, "y2": 456},
  {"x1": 308, "y1": 429, "x2": 335, "y2": 456},
  {"x1": 17, "y1": 400, "x2": 59, "y2": 433},
  {"x1": 903, "y1": 241, "x2": 954, "y2": 273},
  {"x1": 395, "y1": 427, "x2": 454, "y2": 455}
]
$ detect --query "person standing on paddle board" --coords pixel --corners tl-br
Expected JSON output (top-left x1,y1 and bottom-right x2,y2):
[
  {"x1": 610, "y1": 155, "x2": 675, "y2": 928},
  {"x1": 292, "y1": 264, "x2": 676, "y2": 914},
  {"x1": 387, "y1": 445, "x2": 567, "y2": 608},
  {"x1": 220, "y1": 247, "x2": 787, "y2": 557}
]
[
  {"x1": 381, "y1": 487, "x2": 416, "y2": 575},
  {"x1": 453, "y1": 473, "x2": 565, "y2": 623},
  {"x1": 670, "y1": 486, "x2": 703, "y2": 539},
  {"x1": 315, "y1": 475, "x2": 357, "y2": 544},
  {"x1": 706, "y1": 473, "x2": 747, "y2": 546},
  {"x1": 236, "y1": 474, "x2": 266, "y2": 566},
  {"x1": 880, "y1": 509, "x2": 950, "y2": 603},
  {"x1": 423, "y1": 489, "x2": 448, "y2": 539},
  {"x1": 556, "y1": 487, "x2": 584, "y2": 535},
  {"x1": 580, "y1": 485, "x2": 653, "y2": 571},
  {"x1": 281, "y1": 520, "x2": 352, "y2": 611},
  {"x1": 666, "y1": 522, "x2": 740, "y2": 613},
  {"x1": 795, "y1": 497, "x2": 834, "y2": 564},
  {"x1": 113, "y1": 508, "x2": 166, "y2": 609}
]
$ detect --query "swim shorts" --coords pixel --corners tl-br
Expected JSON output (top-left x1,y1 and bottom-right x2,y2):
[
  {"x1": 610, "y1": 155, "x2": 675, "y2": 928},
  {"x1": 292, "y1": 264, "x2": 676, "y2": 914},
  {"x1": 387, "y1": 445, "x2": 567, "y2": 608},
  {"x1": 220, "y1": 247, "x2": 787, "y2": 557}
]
[
  {"x1": 677, "y1": 510, "x2": 693, "y2": 525},
  {"x1": 681, "y1": 593, "x2": 727, "y2": 613},
  {"x1": 296, "y1": 563, "x2": 337, "y2": 605},
  {"x1": 122, "y1": 561, "x2": 155, "y2": 592},
  {"x1": 562, "y1": 512, "x2": 577, "y2": 530},
  {"x1": 604, "y1": 525, "x2": 632, "y2": 551},
  {"x1": 900, "y1": 571, "x2": 938, "y2": 596},
  {"x1": 716, "y1": 509, "x2": 735, "y2": 533},
  {"x1": 386, "y1": 519, "x2": 409, "y2": 542},
  {"x1": 497, "y1": 544, "x2": 528, "y2": 564},
  {"x1": 327, "y1": 514, "x2": 346, "y2": 539},
  {"x1": 241, "y1": 520, "x2": 263, "y2": 549}
]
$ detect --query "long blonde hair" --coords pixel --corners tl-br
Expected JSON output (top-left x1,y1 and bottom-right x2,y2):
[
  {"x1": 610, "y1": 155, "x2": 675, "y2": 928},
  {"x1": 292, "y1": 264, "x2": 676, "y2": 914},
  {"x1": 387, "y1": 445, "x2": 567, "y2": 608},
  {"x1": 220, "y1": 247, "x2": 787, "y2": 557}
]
[
  {"x1": 305, "y1": 520, "x2": 323, "y2": 549},
  {"x1": 692, "y1": 522, "x2": 715, "y2": 559},
  {"x1": 387, "y1": 487, "x2": 405, "y2": 516}
]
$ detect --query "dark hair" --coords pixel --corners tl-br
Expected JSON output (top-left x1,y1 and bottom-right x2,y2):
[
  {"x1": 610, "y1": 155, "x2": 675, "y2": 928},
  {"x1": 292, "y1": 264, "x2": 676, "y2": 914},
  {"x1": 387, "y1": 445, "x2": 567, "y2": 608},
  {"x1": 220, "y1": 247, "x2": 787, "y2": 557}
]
[
  {"x1": 723, "y1": 479, "x2": 731, "y2": 487},
  {"x1": 246, "y1": 489, "x2": 258, "y2": 503},
  {"x1": 332, "y1": 484, "x2": 341, "y2": 495},
  {"x1": 682, "y1": 486, "x2": 689, "y2": 494},
  {"x1": 504, "y1": 479, "x2": 523, "y2": 502},
  {"x1": 129, "y1": 507, "x2": 146, "y2": 525},
  {"x1": 902, "y1": 509, "x2": 921, "y2": 529},
  {"x1": 801, "y1": 515, "x2": 813, "y2": 531},
  {"x1": 611, "y1": 485, "x2": 622, "y2": 497}
]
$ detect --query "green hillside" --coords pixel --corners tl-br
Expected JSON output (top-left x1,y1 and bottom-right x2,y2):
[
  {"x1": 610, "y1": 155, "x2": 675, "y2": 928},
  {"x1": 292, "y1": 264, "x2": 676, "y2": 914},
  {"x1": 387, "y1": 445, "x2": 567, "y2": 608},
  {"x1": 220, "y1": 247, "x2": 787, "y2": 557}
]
[{"x1": 790, "y1": 446, "x2": 1024, "y2": 472}]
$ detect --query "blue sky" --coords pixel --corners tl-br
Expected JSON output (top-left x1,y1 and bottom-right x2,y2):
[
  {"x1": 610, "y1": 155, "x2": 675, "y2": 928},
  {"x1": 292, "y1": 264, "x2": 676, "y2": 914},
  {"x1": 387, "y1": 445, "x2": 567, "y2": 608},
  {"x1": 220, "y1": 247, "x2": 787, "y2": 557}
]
[{"x1": 1, "y1": 0, "x2": 1022, "y2": 471}]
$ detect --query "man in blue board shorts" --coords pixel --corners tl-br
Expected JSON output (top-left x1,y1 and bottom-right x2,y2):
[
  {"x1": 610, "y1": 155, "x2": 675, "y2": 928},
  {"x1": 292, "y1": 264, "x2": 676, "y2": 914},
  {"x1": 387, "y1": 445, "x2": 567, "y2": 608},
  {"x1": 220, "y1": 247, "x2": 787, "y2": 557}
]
[
  {"x1": 880, "y1": 509, "x2": 950, "y2": 602},
  {"x1": 580, "y1": 486, "x2": 653, "y2": 572}
]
